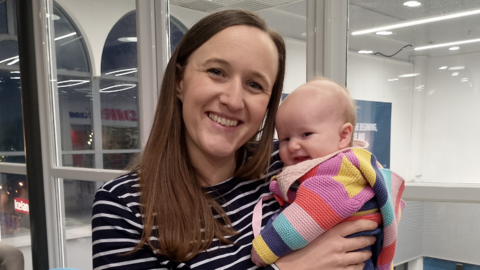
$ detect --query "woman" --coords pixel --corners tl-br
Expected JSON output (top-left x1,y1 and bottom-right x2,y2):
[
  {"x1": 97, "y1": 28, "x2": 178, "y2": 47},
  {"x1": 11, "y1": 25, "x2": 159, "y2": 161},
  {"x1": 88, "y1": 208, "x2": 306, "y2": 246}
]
[{"x1": 92, "y1": 10, "x2": 377, "y2": 270}]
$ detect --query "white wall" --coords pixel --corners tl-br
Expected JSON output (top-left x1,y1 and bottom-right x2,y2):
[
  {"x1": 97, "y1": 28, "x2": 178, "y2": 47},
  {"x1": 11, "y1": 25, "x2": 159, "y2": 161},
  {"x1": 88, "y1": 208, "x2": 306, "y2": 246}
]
[
  {"x1": 422, "y1": 53, "x2": 480, "y2": 184},
  {"x1": 347, "y1": 52, "x2": 414, "y2": 179}
]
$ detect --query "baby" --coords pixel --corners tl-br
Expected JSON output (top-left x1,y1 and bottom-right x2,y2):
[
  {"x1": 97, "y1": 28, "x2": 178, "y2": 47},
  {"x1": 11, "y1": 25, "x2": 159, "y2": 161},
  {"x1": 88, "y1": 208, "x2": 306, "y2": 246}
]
[{"x1": 251, "y1": 78, "x2": 405, "y2": 269}]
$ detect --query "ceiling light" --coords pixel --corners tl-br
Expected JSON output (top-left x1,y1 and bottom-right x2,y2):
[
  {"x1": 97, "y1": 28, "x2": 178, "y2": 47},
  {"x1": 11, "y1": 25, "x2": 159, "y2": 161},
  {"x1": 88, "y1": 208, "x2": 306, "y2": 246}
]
[
  {"x1": 439, "y1": 66, "x2": 448, "y2": 70},
  {"x1": 448, "y1": 66, "x2": 465, "y2": 70},
  {"x1": 449, "y1": 46, "x2": 460, "y2": 51},
  {"x1": 10, "y1": 77, "x2": 20, "y2": 79},
  {"x1": 415, "y1": 38, "x2": 480, "y2": 51},
  {"x1": 387, "y1": 78, "x2": 399, "y2": 81},
  {"x1": 105, "y1": 68, "x2": 137, "y2": 75},
  {"x1": 116, "y1": 70, "x2": 138, "y2": 76},
  {"x1": 54, "y1": 32, "x2": 76, "y2": 41},
  {"x1": 358, "y1": 50, "x2": 373, "y2": 54},
  {"x1": 404, "y1": 1, "x2": 421, "y2": 7},
  {"x1": 10, "y1": 71, "x2": 20, "y2": 73},
  {"x1": 461, "y1": 78, "x2": 469, "y2": 82},
  {"x1": 118, "y1": 37, "x2": 137, "y2": 42},
  {"x1": 398, "y1": 73, "x2": 420, "y2": 78},
  {"x1": 376, "y1": 31, "x2": 393, "y2": 35},
  {"x1": 451, "y1": 72, "x2": 459, "y2": 76},
  {"x1": 0, "y1": 55, "x2": 19, "y2": 64},
  {"x1": 57, "y1": 80, "x2": 90, "y2": 88},
  {"x1": 7, "y1": 58, "x2": 19, "y2": 65},
  {"x1": 352, "y1": 9, "x2": 480, "y2": 36},
  {"x1": 100, "y1": 84, "x2": 136, "y2": 93}
]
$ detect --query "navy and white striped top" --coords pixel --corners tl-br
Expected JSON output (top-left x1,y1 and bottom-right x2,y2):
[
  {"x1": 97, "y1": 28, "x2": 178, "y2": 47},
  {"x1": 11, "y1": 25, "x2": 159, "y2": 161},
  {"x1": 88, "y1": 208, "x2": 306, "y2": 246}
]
[{"x1": 92, "y1": 146, "x2": 284, "y2": 270}]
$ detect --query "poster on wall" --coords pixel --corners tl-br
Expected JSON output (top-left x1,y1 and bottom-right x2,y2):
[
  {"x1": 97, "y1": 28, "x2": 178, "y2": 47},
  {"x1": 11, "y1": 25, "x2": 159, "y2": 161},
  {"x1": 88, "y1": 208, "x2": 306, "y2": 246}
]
[{"x1": 354, "y1": 100, "x2": 391, "y2": 169}]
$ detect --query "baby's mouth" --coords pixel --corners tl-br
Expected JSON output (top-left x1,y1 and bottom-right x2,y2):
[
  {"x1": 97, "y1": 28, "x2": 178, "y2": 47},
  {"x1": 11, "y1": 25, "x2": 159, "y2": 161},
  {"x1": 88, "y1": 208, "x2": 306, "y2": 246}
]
[
  {"x1": 208, "y1": 112, "x2": 240, "y2": 127},
  {"x1": 293, "y1": 156, "x2": 311, "y2": 163}
]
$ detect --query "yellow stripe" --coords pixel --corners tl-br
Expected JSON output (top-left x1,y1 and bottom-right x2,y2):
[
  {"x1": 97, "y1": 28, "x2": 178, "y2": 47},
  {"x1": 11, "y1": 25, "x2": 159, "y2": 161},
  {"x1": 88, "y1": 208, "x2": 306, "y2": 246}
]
[
  {"x1": 252, "y1": 236, "x2": 279, "y2": 265},
  {"x1": 353, "y1": 149, "x2": 378, "y2": 187},
  {"x1": 333, "y1": 155, "x2": 367, "y2": 198},
  {"x1": 352, "y1": 208, "x2": 379, "y2": 216}
]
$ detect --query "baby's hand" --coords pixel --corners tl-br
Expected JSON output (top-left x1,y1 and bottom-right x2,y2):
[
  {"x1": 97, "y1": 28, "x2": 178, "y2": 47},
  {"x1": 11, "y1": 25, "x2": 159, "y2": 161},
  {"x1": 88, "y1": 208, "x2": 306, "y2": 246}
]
[{"x1": 251, "y1": 247, "x2": 268, "y2": 267}]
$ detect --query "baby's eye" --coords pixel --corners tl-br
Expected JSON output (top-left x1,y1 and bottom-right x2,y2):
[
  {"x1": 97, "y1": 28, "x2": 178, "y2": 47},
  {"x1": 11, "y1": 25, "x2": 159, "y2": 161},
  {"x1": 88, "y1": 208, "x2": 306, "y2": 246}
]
[
  {"x1": 302, "y1": 132, "x2": 312, "y2": 138},
  {"x1": 207, "y1": 68, "x2": 223, "y2": 77},
  {"x1": 281, "y1": 137, "x2": 290, "y2": 142},
  {"x1": 247, "y1": 81, "x2": 263, "y2": 91}
]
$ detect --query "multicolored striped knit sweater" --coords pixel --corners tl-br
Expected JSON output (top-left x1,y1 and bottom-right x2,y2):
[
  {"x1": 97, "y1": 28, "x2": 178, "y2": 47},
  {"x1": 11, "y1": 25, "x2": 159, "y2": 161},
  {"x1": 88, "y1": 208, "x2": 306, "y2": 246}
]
[{"x1": 252, "y1": 148, "x2": 405, "y2": 269}]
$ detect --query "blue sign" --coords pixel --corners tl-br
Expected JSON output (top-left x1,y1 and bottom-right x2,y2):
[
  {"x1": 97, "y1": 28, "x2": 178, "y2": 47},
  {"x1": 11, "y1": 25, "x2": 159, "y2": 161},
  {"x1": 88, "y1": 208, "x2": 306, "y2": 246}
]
[{"x1": 354, "y1": 100, "x2": 391, "y2": 168}]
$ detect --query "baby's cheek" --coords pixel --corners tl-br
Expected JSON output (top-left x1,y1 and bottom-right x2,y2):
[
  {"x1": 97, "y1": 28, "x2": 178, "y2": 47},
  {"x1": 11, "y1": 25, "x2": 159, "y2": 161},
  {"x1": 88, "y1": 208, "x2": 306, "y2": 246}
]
[{"x1": 279, "y1": 146, "x2": 289, "y2": 163}]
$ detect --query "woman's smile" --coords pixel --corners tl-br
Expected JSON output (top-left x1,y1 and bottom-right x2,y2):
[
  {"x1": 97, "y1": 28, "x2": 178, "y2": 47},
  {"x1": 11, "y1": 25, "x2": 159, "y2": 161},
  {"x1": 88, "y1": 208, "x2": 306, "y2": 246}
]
[{"x1": 207, "y1": 112, "x2": 240, "y2": 127}]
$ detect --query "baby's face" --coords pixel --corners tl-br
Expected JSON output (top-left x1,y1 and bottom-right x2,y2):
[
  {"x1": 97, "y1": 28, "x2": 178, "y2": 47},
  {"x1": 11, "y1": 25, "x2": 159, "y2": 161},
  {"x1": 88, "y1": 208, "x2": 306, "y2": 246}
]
[{"x1": 276, "y1": 83, "x2": 346, "y2": 166}]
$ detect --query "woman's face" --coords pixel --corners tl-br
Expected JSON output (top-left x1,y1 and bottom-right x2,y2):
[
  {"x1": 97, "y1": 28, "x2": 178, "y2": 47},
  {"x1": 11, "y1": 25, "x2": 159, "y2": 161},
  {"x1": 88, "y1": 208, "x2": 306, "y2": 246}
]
[{"x1": 177, "y1": 25, "x2": 279, "y2": 164}]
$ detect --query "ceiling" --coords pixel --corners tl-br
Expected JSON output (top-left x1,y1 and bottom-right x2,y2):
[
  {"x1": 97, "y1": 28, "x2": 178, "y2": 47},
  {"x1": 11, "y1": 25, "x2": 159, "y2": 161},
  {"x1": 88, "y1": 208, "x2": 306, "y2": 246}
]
[
  {"x1": 169, "y1": 0, "x2": 305, "y2": 13},
  {"x1": 169, "y1": 0, "x2": 480, "y2": 60},
  {"x1": 349, "y1": 0, "x2": 480, "y2": 60}
]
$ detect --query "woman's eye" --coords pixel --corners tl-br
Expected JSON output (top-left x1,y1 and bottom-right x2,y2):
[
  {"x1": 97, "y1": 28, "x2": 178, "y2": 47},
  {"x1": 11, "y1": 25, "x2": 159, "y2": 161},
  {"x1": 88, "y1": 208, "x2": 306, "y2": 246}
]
[
  {"x1": 247, "y1": 81, "x2": 263, "y2": 91},
  {"x1": 302, "y1": 132, "x2": 312, "y2": 138},
  {"x1": 207, "y1": 68, "x2": 223, "y2": 77}
]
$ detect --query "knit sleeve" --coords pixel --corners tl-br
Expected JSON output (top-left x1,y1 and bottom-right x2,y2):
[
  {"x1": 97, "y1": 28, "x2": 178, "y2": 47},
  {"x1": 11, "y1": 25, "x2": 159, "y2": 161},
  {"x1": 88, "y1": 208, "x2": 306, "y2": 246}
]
[{"x1": 252, "y1": 152, "x2": 377, "y2": 265}]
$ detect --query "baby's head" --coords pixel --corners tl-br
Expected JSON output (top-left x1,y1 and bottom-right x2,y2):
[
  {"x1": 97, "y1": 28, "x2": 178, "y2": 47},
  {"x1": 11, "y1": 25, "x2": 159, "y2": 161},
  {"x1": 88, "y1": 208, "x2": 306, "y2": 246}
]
[{"x1": 276, "y1": 77, "x2": 356, "y2": 166}]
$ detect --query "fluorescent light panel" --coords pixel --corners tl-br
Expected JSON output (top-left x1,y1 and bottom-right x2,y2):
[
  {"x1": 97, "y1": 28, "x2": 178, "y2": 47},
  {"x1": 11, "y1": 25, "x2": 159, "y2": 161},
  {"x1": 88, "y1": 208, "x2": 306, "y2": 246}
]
[
  {"x1": 54, "y1": 32, "x2": 76, "y2": 41},
  {"x1": 0, "y1": 56, "x2": 19, "y2": 64},
  {"x1": 352, "y1": 8, "x2": 480, "y2": 35},
  {"x1": 415, "y1": 38, "x2": 480, "y2": 50}
]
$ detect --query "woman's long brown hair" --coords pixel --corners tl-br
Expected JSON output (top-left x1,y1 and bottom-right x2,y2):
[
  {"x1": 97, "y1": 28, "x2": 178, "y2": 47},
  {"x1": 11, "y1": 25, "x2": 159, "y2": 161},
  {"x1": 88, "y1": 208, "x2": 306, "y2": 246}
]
[{"x1": 131, "y1": 10, "x2": 286, "y2": 262}]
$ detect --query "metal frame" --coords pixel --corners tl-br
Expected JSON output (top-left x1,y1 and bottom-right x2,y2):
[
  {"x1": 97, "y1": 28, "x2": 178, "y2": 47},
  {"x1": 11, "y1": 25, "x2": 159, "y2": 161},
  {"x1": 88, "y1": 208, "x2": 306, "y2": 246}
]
[
  {"x1": 306, "y1": 0, "x2": 348, "y2": 86},
  {"x1": 15, "y1": 0, "x2": 50, "y2": 268}
]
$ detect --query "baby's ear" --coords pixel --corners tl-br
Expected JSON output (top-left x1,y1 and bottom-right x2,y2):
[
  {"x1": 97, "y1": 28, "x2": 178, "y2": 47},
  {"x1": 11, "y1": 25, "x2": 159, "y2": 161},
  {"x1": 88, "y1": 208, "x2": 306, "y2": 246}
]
[{"x1": 339, "y1": 123, "x2": 353, "y2": 148}]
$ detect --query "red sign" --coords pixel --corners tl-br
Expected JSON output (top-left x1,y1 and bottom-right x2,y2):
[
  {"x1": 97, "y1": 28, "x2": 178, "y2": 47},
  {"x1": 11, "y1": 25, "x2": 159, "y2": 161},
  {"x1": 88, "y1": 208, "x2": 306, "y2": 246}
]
[
  {"x1": 14, "y1": 198, "x2": 29, "y2": 214},
  {"x1": 102, "y1": 109, "x2": 137, "y2": 121}
]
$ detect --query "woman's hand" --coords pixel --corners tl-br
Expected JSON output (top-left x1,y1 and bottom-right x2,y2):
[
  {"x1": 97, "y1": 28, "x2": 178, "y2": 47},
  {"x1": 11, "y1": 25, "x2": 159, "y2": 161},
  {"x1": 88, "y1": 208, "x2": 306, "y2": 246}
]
[{"x1": 275, "y1": 220, "x2": 378, "y2": 270}]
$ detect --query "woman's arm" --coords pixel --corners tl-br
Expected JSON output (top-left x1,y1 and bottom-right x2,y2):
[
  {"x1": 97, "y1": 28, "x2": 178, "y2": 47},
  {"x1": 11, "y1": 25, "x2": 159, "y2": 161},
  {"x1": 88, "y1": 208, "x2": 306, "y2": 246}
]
[{"x1": 275, "y1": 219, "x2": 378, "y2": 270}]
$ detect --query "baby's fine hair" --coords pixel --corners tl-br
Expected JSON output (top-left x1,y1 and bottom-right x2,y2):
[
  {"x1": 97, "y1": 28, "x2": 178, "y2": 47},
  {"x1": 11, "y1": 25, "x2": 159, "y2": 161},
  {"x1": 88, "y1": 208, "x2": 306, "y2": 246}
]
[{"x1": 311, "y1": 77, "x2": 357, "y2": 146}]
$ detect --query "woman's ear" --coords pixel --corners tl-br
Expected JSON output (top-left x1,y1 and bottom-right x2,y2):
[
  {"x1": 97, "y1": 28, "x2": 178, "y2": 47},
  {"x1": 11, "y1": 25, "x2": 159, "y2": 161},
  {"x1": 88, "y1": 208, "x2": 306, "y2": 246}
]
[
  {"x1": 175, "y1": 63, "x2": 184, "y2": 102},
  {"x1": 339, "y1": 123, "x2": 353, "y2": 149}
]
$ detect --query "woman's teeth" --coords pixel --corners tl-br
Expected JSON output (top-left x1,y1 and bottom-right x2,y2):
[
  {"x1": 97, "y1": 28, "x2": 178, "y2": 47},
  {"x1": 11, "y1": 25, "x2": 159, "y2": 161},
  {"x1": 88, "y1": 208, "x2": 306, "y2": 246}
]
[{"x1": 208, "y1": 113, "x2": 239, "y2": 127}]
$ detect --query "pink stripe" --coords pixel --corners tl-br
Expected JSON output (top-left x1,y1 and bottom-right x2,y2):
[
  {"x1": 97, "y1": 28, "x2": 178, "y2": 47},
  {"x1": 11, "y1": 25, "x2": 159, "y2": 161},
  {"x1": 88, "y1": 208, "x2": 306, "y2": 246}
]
[
  {"x1": 377, "y1": 264, "x2": 392, "y2": 270},
  {"x1": 302, "y1": 177, "x2": 374, "y2": 218},
  {"x1": 282, "y1": 203, "x2": 325, "y2": 242},
  {"x1": 314, "y1": 154, "x2": 343, "y2": 177},
  {"x1": 270, "y1": 181, "x2": 282, "y2": 197},
  {"x1": 383, "y1": 223, "x2": 397, "y2": 247},
  {"x1": 343, "y1": 150, "x2": 360, "y2": 168}
]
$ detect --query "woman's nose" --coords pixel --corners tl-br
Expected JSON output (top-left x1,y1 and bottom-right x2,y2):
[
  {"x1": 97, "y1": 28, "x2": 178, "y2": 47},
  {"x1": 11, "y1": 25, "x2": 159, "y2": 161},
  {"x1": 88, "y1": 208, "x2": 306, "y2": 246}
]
[{"x1": 219, "y1": 77, "x2": 244, "y2": 111}]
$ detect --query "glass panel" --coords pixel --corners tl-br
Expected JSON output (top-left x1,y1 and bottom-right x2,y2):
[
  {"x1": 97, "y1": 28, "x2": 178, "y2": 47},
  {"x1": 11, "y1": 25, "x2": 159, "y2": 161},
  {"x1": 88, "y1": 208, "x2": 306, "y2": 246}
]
[
  {"x1": 100, "y1": 79, "x2": 139, "y2": 151},
  {"x1": 103, "y1": 152, "x2": 138, "y2": 170},
  {"x1": 0, "y1": 173, "x2": 32, "y2": 269},
  {"x1": 53, "y1": 0, "x2": 141, "y2": 169},
  {"x1": 63, "y1": 179, "x2": 105, "y2": 270},
  {"x1": 58, "y1": 74, "x2": 94, "y2": 152},
  {"x1": 347, "y1": 1, "x2": 480, "y2": 185},
  {"x1": 62, "y1": 154, "x2": 95, "y2": 168},
  {"x1": 0, "y1": 0, "x2": 24, "y2": 163},
  {"x1": 0, "y1": 1, "x2": 7, "y2": 35},
  {"x1": 53, "y1": 4, "x2": 90, "y2": 72},
  {"x1": 169, "y1": 0, "x2": 307, "y2": 93}
]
